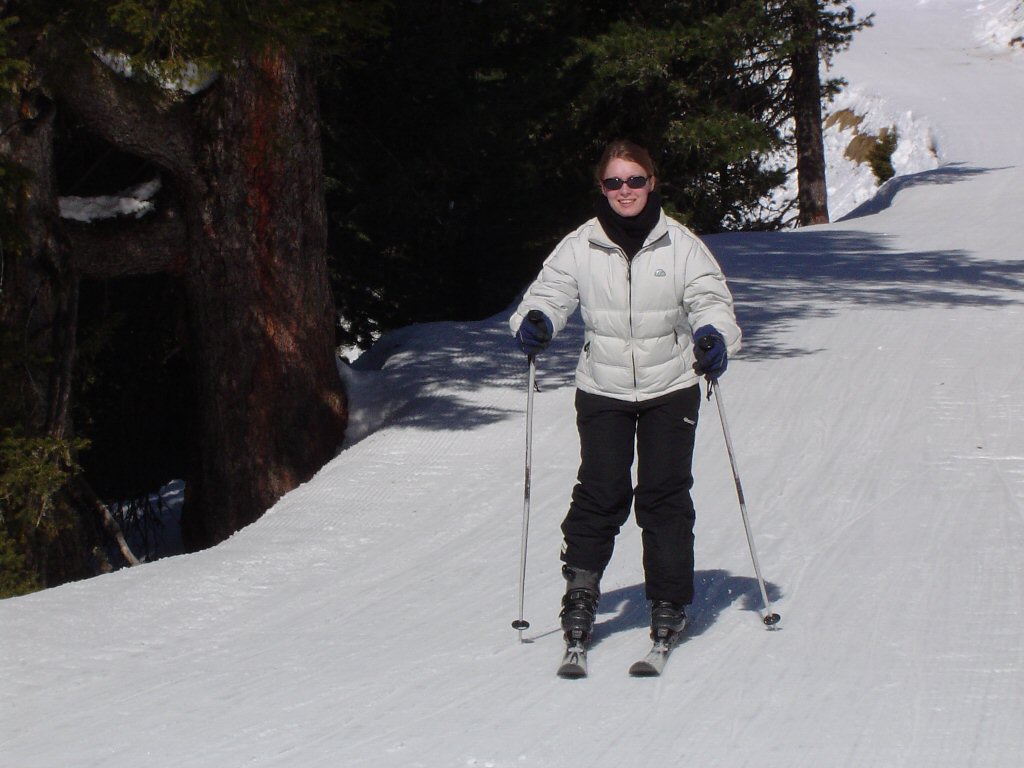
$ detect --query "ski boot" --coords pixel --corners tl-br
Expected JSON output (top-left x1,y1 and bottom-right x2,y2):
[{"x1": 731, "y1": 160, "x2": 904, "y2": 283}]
[
  {"x1": 629, "y1": 601, "x2": 687, "y2": 677},
  {"x1": 559, "y1": 565, "x2": 601, "y2": 645},
  {"x1": 650, "y1": 600, "x2": 687, "y2": 643}
]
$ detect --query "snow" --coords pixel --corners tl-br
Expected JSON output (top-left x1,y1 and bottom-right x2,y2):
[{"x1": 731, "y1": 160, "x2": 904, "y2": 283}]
[
  {"x1": 3, "y1": 2, "x2": 1024, "y2": 766},
  {"x1": 763, "y1": 83, "x2": 942, "y2": 223},
  {"x1": 59, "y1": 178, "x2": 161, "y2": 222},
  {"x1": 975, "y1": 0, "x2": 1024, "y2": 51},
  {"x1": 96, "y1": 50, "x2": 219, "y2": 95},
  {"x1": 821, "y1": 85, "x2": 941, "y2": 220}
]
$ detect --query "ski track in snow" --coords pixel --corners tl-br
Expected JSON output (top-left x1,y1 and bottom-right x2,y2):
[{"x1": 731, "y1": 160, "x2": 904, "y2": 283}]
[{"x1": 3, "y1": 2, "x2": 1024, "y2": 766}]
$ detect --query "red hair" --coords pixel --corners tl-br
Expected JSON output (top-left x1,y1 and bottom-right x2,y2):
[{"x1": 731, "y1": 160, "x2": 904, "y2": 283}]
[{"x1": 595, "y1": 140, "x2": 657, "y2": 183}]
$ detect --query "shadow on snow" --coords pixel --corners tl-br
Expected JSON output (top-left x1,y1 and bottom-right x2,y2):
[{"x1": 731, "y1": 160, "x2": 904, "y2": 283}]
[
  {"x1": 589, "y1": 569, "x2": 785, "y2": 647},
  {"x1": 345, "y1": 162, "x2": 1024, "y2": 434},
  {"x1": 838, "y1": 163, "x2": 1001, "y2": 221}
]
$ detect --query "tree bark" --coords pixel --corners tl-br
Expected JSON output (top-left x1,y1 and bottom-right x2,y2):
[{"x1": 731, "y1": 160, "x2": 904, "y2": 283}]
[
  {"x1": 64, "y1": 204, "x2": 189, "y2": 278},
  {"x1": 1, "y1": 91, "x2": 63, "y2": 430},
  {"x1": 55, "y1": 51, "x2": 196, "y2": 179},
  {"x1": 179, "y1": 51, "x2": 347, "y2": 547},
  {"x1": 790, "y1": 0, "x2": 830, "y2": 226},
  {"x1": 0, "y1": 88, "x2": 99, "y2": 584}
]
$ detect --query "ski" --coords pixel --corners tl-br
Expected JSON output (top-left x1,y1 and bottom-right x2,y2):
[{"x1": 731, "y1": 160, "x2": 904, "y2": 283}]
[
  {"x1": 557, "y1": 641, "x2": 589, "y2": 679},
  {"x1": 629, "y1": 636, "x2": 678, "y2": 677}
]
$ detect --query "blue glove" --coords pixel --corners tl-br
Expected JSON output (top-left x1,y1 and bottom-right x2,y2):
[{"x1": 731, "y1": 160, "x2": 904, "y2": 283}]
[
  {"x1": 516, "y1": 310, "x2": 553, "y2": 357},
  {"x1": 693, "y1": 325, "x2": 727, "y2": 379}
]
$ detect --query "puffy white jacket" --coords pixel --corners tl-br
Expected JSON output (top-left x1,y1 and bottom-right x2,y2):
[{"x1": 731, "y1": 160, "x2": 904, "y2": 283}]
[{"x1": 510, "y1": 210, "x2": 741, "y2": 402}]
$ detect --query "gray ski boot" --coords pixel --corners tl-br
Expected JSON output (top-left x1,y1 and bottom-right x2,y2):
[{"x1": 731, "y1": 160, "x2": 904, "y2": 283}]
[
  {"x1": 557, "y1": 565, "x2": 601, "y2": 678},
  {"x1": 629, "y1": 601, "x2": 687, "y2": 677},
  {"x1": 559, "y1": 565, "x2": 601, "y2": 645},
  {"x1": 650, "y1": 600, "x2": 687, "y2": 642}
]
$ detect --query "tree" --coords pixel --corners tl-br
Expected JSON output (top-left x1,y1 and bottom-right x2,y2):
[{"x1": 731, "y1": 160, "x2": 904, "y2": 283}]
[
  {"x1": 1, "y1": 1, "x2": 385, "y2": 586},
  {"x1": 778, "y1": 0, "x2": 873, "y2": 226},
  {"x1": 788, "y1": 0, "x2": 830, "y2": 225},
  {"x1": 322, "y1": 0, "x2": 799, "y2": 350},
  {"x1": 320, "y1": 0, "x2": 876, "y2": 353},
  {"x1": 544, "y1": 0, "x2": 793, "y2": 231}
]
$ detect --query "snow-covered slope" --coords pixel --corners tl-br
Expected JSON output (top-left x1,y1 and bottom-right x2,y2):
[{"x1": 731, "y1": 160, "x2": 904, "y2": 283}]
[{"x1": 3, "y1": 2, "x2": 1023, "y2": 766}]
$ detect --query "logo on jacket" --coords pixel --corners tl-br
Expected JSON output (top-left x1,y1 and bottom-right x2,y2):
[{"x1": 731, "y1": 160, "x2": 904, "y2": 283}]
[{"x1": 653, "y1": 269, "x2": 667, "y2": 277}]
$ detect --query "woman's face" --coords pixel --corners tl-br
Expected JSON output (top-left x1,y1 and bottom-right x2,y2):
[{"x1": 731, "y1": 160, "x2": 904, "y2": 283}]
[{"x1": 599, "y1": 157, "x2": 655, "y2": 218}]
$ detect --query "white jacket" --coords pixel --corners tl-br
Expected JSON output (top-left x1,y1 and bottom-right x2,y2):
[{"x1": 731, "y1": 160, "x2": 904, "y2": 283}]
[{"x1": 510, "y1": 210, "x2": 741, "y2": 402}]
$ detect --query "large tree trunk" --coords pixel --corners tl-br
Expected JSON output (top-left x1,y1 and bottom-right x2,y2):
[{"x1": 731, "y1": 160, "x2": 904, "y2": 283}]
[
  {"x1": 179, "y1": 51, "x2": 347, "y2": 548},
  {"x1": 790, "y1": 0, "x2": 830, "y2": 226},
  {"x1": 29, "y1": 46, "x2": 347, "y2": 555}
]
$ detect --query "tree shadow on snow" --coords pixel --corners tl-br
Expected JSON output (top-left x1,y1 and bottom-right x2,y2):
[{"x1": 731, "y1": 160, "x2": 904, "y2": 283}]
[
  {"x1": 838, "y1": 163, "x2": 1000, "y2": 221},
  {"x1": 709, "y1": 187, "x2": 1024, "y2": 359},
  {"x1": 589, "y1": 569, "x2": 784, "y2": 647},
  {"x1": 341, "y1": 311, "x2": 586, "y2": 444},
  {"x1": 346, "y1": 161, "x2": 1024, "y2": 434}
]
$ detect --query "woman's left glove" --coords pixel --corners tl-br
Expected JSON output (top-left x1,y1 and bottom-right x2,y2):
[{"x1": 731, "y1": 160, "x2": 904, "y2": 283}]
[
  {"x1": 693, "y1": 325, "x2": 728, "y2": 379},
  {"x1": 515, "y1": 309, "x2": 554, "y2": 357}
]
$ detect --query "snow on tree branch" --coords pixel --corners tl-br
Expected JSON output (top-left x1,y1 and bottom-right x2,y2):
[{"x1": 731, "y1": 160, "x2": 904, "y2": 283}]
[{"x1": 59, "y1": 179, "x2": 162, "y2": 223}]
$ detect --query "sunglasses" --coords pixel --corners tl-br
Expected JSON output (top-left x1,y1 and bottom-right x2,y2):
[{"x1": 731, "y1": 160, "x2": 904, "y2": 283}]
[{"x1": 601, "y1": 175, "x2": 649, "y2": 191}]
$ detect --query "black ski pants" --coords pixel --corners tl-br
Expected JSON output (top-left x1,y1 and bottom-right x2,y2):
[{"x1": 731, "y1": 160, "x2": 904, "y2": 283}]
[{"x1": 561, "y1": 385, "x2": 701, "y2": 605}]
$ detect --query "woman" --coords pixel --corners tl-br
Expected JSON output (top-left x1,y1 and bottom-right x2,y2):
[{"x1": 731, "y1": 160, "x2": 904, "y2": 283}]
[{"x1": 510, "y1": 139, "x2": 740, "y2": 652}]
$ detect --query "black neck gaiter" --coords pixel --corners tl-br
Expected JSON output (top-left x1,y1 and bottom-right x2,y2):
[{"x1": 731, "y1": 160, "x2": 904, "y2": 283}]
[{"x1": 595, "y1": 189, "x2": 662, "y2": 259}]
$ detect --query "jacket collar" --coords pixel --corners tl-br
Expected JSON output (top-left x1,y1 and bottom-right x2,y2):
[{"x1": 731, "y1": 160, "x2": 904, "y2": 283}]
[{"x1": 590, "y1": 208, "x2": 669, "y2": 254}]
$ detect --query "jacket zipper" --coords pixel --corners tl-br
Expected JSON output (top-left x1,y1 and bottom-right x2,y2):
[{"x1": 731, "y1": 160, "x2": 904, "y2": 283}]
[{"x1": 625, "y1": 253, "x2": 638, "y2": 390}]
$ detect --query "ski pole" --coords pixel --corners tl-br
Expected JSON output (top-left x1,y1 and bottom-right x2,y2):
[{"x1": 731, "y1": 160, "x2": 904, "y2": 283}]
[
  {"x1": 511, "y1": 355, "x2": 536, "y2": 640},
  {"x1": 707, "y1": 377, "x2": 781, "y2": 627}
]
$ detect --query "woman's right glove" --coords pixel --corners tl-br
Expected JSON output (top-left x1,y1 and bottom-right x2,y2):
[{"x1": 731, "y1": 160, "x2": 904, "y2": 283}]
[{"x1": 515, "y1": 309, "x2": 553, "y2": 357}]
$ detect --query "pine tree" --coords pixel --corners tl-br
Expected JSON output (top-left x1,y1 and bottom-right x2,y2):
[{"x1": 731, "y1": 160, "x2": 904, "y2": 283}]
[
  {"x1": 319, "y1": 0, "x2": 875, "y2": 350},
  {"x1": 551, "y1": 1, "x2": 791, "y2": 231},
  {"x1": 775, "y1": 0, "x2": 874, "y2": 226},
  {"x1": 1, "y1": 1, "x2": 387, "y2": 583}
]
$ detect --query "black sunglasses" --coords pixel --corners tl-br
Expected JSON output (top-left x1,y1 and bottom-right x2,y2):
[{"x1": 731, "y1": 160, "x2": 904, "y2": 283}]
[{"x1": 601, "y1": 175, "x2": 649, "y2": 191}]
